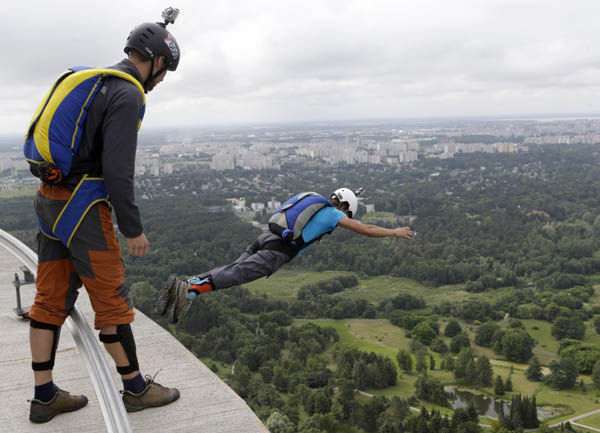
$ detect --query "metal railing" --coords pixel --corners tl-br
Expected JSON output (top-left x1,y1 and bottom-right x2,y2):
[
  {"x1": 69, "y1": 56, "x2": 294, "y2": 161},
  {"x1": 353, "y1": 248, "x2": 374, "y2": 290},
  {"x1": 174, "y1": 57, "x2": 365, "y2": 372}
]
[{"x1": 0, "y1": 228, "x2": 132, "y2": 433}]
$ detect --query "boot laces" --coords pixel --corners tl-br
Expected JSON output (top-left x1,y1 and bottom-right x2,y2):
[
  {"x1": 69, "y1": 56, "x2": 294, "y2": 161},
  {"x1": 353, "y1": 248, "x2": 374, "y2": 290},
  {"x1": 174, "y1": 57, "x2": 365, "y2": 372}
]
[{"x1": 145, "y1": 370, "x2": 165, "y2": 388}]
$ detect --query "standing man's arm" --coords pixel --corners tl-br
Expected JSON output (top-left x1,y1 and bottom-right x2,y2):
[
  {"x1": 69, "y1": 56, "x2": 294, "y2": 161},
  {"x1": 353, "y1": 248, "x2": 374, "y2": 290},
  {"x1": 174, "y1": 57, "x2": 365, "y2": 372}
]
[
  {"x1": 101, "y1": 84, "x2": 148, "y2": 256},
  {"x1": 338, "y1": 217, "x2": 413, "y2": 239}
]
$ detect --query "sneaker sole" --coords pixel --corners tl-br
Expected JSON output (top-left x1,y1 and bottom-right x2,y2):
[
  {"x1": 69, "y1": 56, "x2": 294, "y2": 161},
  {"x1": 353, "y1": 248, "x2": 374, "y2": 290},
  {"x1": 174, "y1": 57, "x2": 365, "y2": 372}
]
[{"x1": 156, "y1": 276, "x2": 177, "y2": 316}]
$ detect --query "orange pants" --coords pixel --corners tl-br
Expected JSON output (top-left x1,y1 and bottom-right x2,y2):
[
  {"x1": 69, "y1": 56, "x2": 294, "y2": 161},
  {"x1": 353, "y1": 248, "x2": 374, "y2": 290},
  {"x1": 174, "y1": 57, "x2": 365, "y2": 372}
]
[{"x1": 29, "y1": 184, "x2": 135, "y2": 329}]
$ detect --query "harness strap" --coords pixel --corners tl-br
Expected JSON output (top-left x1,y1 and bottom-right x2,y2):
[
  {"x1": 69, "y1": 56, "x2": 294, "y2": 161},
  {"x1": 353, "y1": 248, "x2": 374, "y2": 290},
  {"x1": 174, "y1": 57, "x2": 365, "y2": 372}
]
[
  {"x1": 261, "y1": 239, "x2": 299, "y2": 260},
  {"x1": 38, "y1": 175, "x2": 109, "y2": 247},
  {"x1": 37, "y1": 217, "x2": 60, "y2": 241},
  {"x1": 292, "y1": 230, "x2": 333, "y2": 250}
]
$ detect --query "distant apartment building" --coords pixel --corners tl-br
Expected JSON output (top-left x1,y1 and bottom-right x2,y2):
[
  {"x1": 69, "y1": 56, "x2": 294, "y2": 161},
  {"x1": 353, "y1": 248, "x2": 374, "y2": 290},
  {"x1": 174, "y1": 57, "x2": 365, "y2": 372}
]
[
  {"x1": 389, "y1": 139, "x2": 409, "y2": 153},
  {"x1": 369, "y1": 154, "x2": 382, "y2": 164},
  {"x1": 399, "y1": 151, "x2": 418, "y2": 163},
  {"x1": 211, "y1": 152, "x2": 236, "y2": 170},
  {"x1": 524, "y1": 134, "x2": 600, "y2": 145},
  {"x1": 238, "y1": 153, "x2": 273, "y2": 170},
  {"x1": 496, "y1": 142, "x2": 516, "y2": 153}
]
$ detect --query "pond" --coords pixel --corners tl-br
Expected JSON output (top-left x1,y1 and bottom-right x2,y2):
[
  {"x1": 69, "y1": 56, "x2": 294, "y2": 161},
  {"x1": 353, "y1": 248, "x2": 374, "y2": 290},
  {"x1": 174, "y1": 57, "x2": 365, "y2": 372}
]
[
  {"x1": 447, "y1": 388, "x2": 555, "y2": 420},
  {"x1": 446, "y1": 388, "x2": 510, "y2": 418}
]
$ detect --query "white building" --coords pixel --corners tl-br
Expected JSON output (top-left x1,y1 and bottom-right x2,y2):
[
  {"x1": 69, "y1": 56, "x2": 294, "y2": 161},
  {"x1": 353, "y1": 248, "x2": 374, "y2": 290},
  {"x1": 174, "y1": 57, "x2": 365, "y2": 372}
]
[
  {"x1": 267, "y1": 200, "x2": 281, "y2": 211},
  {"x1": 251, "y1": 202, "x2": 265, "y2": 212}
]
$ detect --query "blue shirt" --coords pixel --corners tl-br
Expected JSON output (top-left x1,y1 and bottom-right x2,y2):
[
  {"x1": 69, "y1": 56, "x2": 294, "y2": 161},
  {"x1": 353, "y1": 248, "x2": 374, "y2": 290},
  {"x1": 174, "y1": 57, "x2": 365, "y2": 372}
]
[{"x1": 296, "y1": 206, "x2": 347, "y2": 253}]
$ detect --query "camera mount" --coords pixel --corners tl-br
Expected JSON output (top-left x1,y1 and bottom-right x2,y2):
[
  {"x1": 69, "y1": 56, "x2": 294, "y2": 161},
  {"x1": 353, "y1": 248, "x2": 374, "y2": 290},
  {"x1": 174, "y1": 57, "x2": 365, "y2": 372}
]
[{"x1": 161, "y1": 7, "x2": 180, "y2": 26}]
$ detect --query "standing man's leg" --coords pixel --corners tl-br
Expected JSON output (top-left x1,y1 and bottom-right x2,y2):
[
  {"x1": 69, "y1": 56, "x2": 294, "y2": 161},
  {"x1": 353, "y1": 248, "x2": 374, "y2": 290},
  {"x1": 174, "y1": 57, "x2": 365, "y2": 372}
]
[
  {"x1": 28, "y1": 189, "x2": 88, "y2": 423},
  {"x1": 69, "y1": 203, "x2": 179, "y2": 412}
]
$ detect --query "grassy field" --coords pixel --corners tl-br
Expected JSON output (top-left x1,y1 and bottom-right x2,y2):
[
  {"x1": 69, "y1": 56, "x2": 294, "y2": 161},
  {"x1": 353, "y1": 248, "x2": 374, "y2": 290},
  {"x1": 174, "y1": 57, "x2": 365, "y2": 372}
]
[
  {"x1": 250, "y1": 270, "x2": 599, "y2": 365},
  {"x1": 302, "y1": 319, "x2": 455, "y2": 398},
  {"x1": 574, "y1": 427, "x2": 600, "y2": 433},
  {"x1": 535, "y1": 377, "x2": 599, "y2": 425},
  {"x1": 577, "y1": 412, "x2": 600, "y2": 430},
  {"x1": 252, "y1": 271, "x2": 600, "y2": 428},
  {"x1": 297, "y1": 316, "x2": 600, "y2": 427},
  {"x1": 333, "y1": 276, "x2": 512, "y2": 306},
  {"x1": 511, "y1": 319, "x2": 560, "y2": 365},
  {"x1": 245, "y1": 269, "x2": 356, "y2": 299},
  {"x1": 246, "y1": 269, "x2": 517, "y2": 306}
]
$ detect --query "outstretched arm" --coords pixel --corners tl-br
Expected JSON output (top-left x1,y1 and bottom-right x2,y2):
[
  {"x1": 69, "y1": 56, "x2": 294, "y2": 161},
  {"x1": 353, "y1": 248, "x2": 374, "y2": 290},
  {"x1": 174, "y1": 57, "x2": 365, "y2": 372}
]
[{"x1": 338, "y1": 217, "x2": 413, "y2": 239}]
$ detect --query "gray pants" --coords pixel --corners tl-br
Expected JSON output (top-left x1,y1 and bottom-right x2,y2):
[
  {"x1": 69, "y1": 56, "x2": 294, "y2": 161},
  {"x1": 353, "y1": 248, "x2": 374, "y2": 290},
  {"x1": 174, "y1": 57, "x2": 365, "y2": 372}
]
[{"x1": 206, "y1": 233, "x2": 293, "y2": 290}]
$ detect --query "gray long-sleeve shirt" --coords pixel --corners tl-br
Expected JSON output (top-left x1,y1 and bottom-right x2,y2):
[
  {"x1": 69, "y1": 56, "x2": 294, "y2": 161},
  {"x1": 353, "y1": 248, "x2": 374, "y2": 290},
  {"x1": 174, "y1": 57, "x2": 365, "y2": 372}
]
[{"x1": 63, "y1": 59, "x2": 145, "y2": 238}]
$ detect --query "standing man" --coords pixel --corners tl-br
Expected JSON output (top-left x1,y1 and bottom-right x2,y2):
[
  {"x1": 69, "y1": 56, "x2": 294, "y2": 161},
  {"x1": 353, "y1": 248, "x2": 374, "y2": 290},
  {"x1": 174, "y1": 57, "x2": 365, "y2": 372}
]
[{"x1": 25, "y1": 9, "x2": 181, "y2": 423}]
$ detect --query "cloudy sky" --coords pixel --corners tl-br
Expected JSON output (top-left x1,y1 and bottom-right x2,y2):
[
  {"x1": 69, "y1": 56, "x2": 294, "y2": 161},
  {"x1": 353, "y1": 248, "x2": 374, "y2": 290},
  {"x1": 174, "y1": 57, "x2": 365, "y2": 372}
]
[{"x1": 2, "y1": 0, "x2": 600, "y2": 134}]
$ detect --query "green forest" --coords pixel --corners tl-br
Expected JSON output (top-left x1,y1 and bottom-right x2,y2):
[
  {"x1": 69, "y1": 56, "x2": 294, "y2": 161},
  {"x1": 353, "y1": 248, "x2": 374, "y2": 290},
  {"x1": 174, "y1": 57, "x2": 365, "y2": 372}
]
[{"x1": 2, "y1": 142, "x2": 600, "y2": 433}]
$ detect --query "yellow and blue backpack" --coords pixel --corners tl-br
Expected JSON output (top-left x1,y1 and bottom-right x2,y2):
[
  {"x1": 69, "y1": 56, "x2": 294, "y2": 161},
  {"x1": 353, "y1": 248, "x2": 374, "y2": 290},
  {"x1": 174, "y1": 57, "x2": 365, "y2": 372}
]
[
  {"x1": 24, "y1": 66, "x2": 145, "y2": 181},
  {"x1": 23, "y1": 66, "x2": 145, "y2": 247}
]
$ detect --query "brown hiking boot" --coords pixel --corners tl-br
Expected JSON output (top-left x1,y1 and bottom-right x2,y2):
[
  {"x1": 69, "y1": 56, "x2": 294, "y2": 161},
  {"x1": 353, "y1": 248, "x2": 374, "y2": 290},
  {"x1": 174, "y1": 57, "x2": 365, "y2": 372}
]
[
  {"x1": 29, "y1": 387, "x2": 88, "y2": 423},
  {"x1": 121, "y1": 373, "x2": 180, "y2": 413},
  {"x1": 169, "y1": 278, "x2": 192, "y2": 324},
  {"x1": 155, "y1": 275, "x2": 179, "y2": 316}
]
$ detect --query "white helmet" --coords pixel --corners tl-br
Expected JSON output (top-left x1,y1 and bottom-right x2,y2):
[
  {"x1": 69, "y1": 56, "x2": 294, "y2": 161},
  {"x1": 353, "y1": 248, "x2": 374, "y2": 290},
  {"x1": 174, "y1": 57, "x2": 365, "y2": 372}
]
[{"x1": 331, "y1": 187, "x2": 358, "y2": 218}]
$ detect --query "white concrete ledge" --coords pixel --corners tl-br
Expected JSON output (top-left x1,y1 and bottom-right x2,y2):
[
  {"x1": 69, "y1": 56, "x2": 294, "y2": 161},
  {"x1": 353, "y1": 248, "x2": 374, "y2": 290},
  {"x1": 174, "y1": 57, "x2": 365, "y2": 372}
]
[{"x1": 0, "y1": 239, "x2": 267, "y2": 433}]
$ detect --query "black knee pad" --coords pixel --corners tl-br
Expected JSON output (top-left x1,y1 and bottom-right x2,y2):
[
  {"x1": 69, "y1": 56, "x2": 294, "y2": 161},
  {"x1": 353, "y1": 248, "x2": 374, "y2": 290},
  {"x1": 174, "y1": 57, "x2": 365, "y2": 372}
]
[
  {"x1": 99, "y1": 324, "x2": 139, "y2": 375},
  {"x1": 30, "y1": 319, "x2": 61, "y2": 371}
]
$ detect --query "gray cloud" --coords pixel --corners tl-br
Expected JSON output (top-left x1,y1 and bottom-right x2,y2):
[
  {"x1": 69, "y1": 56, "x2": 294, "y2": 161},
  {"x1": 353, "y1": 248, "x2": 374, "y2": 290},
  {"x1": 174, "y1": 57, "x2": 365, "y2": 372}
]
[{"x1": 3, "y1": 0, "x2": 600, "y2": 133}]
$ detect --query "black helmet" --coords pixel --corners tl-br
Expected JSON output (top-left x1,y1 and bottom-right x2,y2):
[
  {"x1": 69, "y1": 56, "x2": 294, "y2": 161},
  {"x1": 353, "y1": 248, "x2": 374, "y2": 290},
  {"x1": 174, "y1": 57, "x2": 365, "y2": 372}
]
[
  {"x1": 125, "y1": 8, "x2": 180, "y2": 72},
  {"x1": 124, "y1": 22, "x2": 180, "y2": 71}
]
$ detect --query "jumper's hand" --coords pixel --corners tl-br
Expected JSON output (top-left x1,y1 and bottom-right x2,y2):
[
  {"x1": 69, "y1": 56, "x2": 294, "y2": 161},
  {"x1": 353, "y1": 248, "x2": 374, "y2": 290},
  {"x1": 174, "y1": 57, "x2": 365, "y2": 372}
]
[
  {"x1": 127, "y1": 233, "x2": 149, "y2": 256},
  {"x1": 394, "y1": 227, "x2": 414, "y2": 239}
]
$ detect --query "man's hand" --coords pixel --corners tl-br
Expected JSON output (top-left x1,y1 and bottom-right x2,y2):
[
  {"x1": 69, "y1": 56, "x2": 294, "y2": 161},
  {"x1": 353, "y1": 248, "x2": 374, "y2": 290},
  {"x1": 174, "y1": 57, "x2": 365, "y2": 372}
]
[
  {"x1": 126, "y1": 233, "x2": 149, "y2": 256},
  {"x1": 394, "y1": 227, "x2": 414, "y2": 239}
]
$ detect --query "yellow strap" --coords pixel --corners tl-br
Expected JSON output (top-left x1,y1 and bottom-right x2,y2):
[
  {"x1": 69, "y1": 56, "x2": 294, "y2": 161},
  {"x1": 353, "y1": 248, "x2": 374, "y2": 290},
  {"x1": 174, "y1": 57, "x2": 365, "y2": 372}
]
[
  {"x1": 66, "y1": 198, "x2": 108, "y2": 248},
  {"x1": 40, "y1": 230, "x2": 60, "y2": 241},
  {"x1": 51, "y1": 174, "x2": 109, "y2": 248},
  {"x1": 52, "y1": 174, "x2": 89, "y2": 234}
]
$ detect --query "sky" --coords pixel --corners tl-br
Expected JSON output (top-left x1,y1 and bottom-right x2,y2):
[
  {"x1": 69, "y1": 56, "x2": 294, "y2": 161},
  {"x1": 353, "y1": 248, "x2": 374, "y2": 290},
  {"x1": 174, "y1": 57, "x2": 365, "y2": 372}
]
[{"x1": 2, "y1": 0, "x2": 600, "y2": 134}]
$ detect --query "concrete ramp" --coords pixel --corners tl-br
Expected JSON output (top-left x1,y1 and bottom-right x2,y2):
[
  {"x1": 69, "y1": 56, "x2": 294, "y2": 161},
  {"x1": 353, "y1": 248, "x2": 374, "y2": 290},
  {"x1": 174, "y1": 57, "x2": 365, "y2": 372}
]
[{"x1": 0, "y1": 234, "x2": 268, "y2": 433}]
